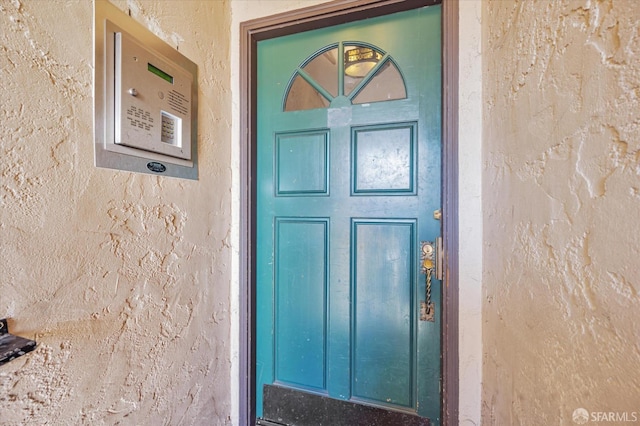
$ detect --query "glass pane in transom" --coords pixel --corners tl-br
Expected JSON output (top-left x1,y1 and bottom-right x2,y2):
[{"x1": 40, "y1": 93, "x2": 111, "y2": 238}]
[
  {"x1": 353, "y1": 59, "x2": 406, "y2": 105},
  {"x1": 302, "y1": 47, "x2": 339, "y2": 99},
  {"x1": 343, "y1": 44, "x2": 383, "y2": 96},
  {"x1": 284, "y1": 74, "x2": 331, "y2": 111}
]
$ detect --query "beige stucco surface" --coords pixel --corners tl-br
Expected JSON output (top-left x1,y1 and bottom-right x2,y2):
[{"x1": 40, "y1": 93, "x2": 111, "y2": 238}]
[
  {"x1": 1, "y1": 0, "x2": 486, "y2": 424},
  {"x1": 1, "y1": 0, "x2": 232, "y2": 424},
  {"x1": 17, "y1": 0, "x2": 640, "y2": 424},
  {"x1": 482, "y1": 1, "x2": 640, "y2": 424}
]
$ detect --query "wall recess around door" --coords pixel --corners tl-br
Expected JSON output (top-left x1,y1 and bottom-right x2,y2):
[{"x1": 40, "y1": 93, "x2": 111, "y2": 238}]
[{"x1": 94, "y1": 0, "x2": 198, "y2": 180}]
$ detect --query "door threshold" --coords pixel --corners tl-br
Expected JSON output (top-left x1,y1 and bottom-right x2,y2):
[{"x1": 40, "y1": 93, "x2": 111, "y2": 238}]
[{"x1": 261, "y1": 384, "x2": 430, "y2": 426}]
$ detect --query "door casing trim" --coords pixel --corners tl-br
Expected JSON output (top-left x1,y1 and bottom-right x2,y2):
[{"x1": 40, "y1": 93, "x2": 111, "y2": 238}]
[{"x1": 238, "y1": 1, "x2": 459, "y2": 424}]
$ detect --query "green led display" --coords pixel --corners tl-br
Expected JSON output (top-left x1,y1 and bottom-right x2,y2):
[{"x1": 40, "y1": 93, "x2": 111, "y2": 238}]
[{"x1": 148, "y1": 63, "x2": 173, "y2": 84}]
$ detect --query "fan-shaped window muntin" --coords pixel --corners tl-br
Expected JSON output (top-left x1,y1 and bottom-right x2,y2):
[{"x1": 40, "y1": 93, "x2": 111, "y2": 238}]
[{"x1": 283, "y1": 42, "x2": 407, "y2": 112}]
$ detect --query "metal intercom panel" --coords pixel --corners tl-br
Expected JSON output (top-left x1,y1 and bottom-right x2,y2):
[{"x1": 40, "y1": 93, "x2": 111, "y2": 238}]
[{"x1": 94, "y1": 0, "x2": 198, "y2": 179}]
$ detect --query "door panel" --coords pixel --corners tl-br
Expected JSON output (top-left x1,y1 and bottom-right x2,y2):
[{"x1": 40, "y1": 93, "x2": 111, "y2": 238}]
[
  {"x1": 257, "y1": 5, "x2": 442, "y2": 424},
  {"x1": 352, "y1": 123, "x2": 417, "y2": 194},
  {"x1": 274, "y1": 218, "x2": 329, "y2": 390},
  {"x1": 275, "y1": 131, "x2": 329, "y2": 195},
  {"x1": 352, "y1": 219, "x2": 416, "y2": 408}
]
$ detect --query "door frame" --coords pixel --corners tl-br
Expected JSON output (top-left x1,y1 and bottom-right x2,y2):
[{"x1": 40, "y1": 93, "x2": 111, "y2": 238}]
[{"x1": 239, "y1": 1, "x2": 459, "y2": 424}]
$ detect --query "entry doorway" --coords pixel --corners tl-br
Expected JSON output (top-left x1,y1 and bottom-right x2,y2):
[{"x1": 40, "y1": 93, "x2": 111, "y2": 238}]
[{"x1": 239, "y1": 1, "x2": 459, "y2": 425}]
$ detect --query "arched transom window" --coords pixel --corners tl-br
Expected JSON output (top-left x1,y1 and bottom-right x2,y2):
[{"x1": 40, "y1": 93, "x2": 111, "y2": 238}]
[{"x1": 284, "y1": 42, "x2": 407, "y2": 111}]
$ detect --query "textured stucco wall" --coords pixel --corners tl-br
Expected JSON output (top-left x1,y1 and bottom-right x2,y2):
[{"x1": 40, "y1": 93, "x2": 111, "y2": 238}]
[
  {"x1": 0, "y1": 0, "x2": 232, "y2": 424},
  {"x1": 482, "y1": 1, "x2": 640, "y2": 425}
]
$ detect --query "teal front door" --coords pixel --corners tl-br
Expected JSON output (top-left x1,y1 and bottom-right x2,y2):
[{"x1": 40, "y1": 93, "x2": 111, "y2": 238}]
[{"x1": 256, "y1": 5, "x2": 442, "y2": 424}]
